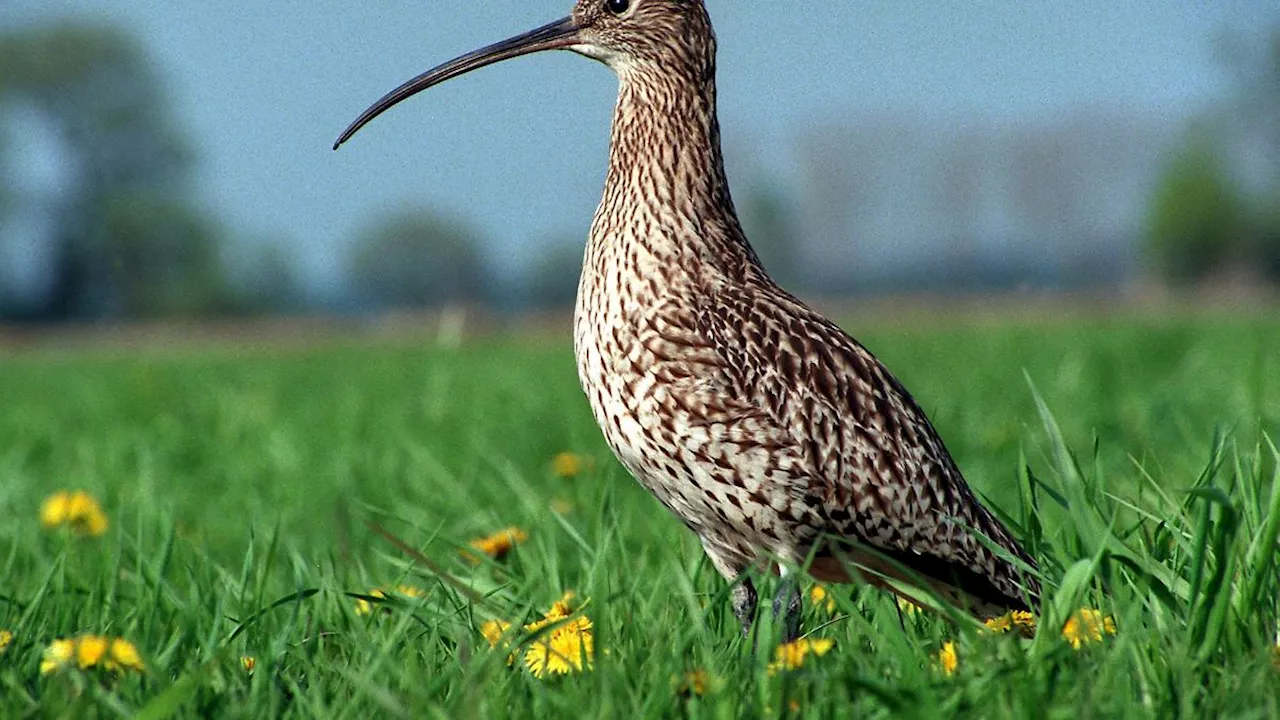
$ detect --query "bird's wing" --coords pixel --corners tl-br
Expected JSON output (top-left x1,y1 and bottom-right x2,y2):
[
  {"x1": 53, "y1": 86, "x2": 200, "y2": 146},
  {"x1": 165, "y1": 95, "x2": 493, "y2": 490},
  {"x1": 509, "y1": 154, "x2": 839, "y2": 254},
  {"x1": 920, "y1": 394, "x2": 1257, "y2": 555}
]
[{"x1": 693, "y1": 284, "x2": 1037, "y2": 612}]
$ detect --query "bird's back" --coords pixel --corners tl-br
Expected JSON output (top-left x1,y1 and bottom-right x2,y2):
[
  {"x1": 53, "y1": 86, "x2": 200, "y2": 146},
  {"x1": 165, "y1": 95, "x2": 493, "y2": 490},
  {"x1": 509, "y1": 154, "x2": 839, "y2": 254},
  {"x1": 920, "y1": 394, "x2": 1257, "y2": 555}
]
[{"x1": 707, "y1": 279, "x2": 1037, "y2": 613}]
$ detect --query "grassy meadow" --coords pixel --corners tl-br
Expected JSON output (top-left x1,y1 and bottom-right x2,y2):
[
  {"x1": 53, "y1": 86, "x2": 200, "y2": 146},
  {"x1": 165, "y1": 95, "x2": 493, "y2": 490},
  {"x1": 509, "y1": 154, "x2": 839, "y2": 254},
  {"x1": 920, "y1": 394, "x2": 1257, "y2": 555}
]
[{"x1": 0, "y1": 311, "x2": 1278, "y2": 717}]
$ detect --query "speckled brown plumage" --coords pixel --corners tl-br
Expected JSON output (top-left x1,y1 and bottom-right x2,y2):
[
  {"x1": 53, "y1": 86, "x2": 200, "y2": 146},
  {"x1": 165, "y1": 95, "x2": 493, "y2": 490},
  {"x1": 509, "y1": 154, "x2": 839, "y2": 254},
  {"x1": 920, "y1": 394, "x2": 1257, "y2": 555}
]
[{"x1": 335, "y1": 0, "x2": 1039, "y2": 639}]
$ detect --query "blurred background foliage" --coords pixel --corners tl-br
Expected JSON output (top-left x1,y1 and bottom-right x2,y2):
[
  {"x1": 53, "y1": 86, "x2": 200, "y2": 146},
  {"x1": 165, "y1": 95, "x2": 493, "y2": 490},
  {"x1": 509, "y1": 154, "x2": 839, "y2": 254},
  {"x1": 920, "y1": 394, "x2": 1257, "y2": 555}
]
[
  {"x1": 346, "y1": 208, "x2": 489, "y2": 310},
  {"x1": 1145, "y1": 31, "x2": 1280, "y2": 288},
  {"x1": 1146, "y1": 132, "x2": 1245, "y2": 284},
  {"x1": 0, "y1": 19, "x2": 1277, "y2": 322},
  {"x1": 0, "y1": 22, "x2": 224, "y2": 320}
]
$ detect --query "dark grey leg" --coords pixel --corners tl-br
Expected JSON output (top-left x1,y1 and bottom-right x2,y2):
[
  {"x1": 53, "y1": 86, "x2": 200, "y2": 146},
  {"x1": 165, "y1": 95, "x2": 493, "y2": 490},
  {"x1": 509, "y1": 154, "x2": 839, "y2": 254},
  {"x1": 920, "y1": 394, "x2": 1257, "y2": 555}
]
[
  {"x1": 700, "y1": 540, "x2": 759, "y2": 640},
  {"x1": 731, "y1": 578, "x2": 758, "y2": 637},
  {"x1": 772, "y1": 576, "x2": 802, "y2": 643}
]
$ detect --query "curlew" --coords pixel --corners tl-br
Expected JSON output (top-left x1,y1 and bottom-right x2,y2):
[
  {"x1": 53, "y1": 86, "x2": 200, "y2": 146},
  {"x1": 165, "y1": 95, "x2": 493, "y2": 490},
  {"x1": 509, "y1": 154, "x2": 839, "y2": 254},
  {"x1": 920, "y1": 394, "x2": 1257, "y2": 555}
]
[{"x1": 335, "y1": 0, "x2": 1039, "y2": 641}]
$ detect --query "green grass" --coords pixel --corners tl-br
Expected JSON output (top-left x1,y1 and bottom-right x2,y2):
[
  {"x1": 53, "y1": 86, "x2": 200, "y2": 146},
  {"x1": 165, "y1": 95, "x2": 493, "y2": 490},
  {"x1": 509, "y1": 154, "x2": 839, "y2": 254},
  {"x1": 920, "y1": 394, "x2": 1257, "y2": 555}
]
[{"x1": 1, "y1": 313, "x2": 1278, "y2": 717}]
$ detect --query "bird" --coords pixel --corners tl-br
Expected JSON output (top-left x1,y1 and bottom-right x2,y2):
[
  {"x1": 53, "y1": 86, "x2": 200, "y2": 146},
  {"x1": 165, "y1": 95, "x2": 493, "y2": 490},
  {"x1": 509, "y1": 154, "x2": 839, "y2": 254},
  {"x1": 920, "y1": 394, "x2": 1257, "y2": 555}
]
[{"x1": 335, "y1": 0, "x2": 1039, "y2": 642}]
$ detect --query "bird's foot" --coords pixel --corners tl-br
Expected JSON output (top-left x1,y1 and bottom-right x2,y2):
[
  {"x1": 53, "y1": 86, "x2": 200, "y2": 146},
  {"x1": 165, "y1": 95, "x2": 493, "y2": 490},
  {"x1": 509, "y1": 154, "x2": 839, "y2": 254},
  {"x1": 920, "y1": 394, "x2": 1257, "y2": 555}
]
[
  {"x1": 728, "y1": 575, "x2": 802, "y2": 651},
  {"x1": 731, "y1": 579, "x2": 758, "y2": 639},
  {"x1": 771, "y1": 576, "x2": 802, "y2": 644}
]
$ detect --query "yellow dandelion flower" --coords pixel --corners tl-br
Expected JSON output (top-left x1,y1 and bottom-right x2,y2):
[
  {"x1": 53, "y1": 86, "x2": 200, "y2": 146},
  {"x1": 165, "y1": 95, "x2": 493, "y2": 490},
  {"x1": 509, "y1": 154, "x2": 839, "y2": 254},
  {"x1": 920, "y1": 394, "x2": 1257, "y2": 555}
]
[
  {"x1": 766, "y1": 637, "x2": 835, "y2": 674},
  {"x1": 40, "y1": 491, "x2": 108, "y2": 536},
  {"x1": 1011, "y1": 611, "x2": 1037, "y2": 629},
  {"x1": 678, "y1": 668, "x2": 713, "y2": 697},
  {"x1": 0, "y1": 630, "x2": 12, "y2": 654},
  {"x1": 937, "y1": 641, "x2": 958, "y2": 676},
  {"x1": 544, "y1": 591, "x2": 577, "y2": 620},
  {"x1": 810, "y1": 585, "x2": 836, "y2": 614},
  {"x1": 522, "y1": 615, "x2": 556, "y2": 635},
  {"x1": 40, "y1": 492, "x2": 70, "y2": 528},
  {"x1": 76, "y1": 634, "x2": 109, "y2": 669},
  {"x1": 524, "y1": 591, "x2": 582, "y2": 636},
  {"x1": 396, "y1": 585, "x2": 426, "y2": 600},
  {"x1": 551, "y1": 452, "x2": 589, "y2": 479},
  {"x1": 481, "y1": 619, "x2": 512, "y2": 648},
  {"x1": 522, "y1": 591, "x2": 584, "y2": 640},
  {"x1": 550, "y1": 498, "x2": 575, "y2": 514},
  {"x1": 896, "y1": 596, "x2": 921, "y2": 617},
  {"x1": 523, "y1": 615, "x2": 594, "y2": 678},
  {"x1": 485, "y1": 594, "x2": 595, "y2": 675},
  {"x1": 985, "y1": 610, "x2": 1038, "y2": 634},
  {"x1": 241, "y1": 656, "x2": 256, "y2": 674},
  {"x1": 1061, "y1": 608, "x2": 1116, "y2": 649},
  {"x1": 70, "y1": 496, "x2": 109, "y2": 536},
  {"x1": 480, "y1": 618, "x2": 518, "y2": 666},
  {"x1": 354, "y1": 588, "x2": 387, "y2": 616},
  {"x1": 41, "y1": 638, "x2": 76, "y2": 675},
  {"x1": 464, "y1": 527, "x2": 528, "y2": 563},
  {"x1": 105, "y1": 638, "x2": 145, "y2": 673}
]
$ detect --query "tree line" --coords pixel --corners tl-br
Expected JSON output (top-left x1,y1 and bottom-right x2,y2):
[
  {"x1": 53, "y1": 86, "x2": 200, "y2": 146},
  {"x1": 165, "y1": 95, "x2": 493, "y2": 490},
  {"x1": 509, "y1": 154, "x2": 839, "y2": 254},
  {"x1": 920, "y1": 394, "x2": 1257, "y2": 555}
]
[
  {"x1": 1, "y1": 21, "x2": 1276, "y2": 323},
  {"x1": 0, "y1": 22, "x2": 526, "y2": 321},
  {"x1": 1145, "y1": 30, "x2": 1280, "y2": 285}
]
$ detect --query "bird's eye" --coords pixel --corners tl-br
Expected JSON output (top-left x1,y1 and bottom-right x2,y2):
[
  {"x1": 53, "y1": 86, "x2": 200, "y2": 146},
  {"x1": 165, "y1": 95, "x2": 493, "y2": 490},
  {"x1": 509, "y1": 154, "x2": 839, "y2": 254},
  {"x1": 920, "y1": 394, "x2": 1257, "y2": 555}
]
[{"x1": 605, "y1": 0, "x2": 630, "y2": 15}]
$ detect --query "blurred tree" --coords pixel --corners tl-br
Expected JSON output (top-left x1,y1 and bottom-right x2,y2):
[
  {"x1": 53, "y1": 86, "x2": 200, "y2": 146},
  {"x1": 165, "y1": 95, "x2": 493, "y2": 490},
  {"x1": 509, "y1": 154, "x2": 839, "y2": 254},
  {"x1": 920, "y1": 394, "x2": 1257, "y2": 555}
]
[
  {"x1": 797, "y1": 125, "x2": 867, "y2": 293},
  {"x1": 347, "y1": 209, "x2": 490, "y2": 309},
  {"x1": 1144, "y1": 133, "x2": 1242, "y2": 284},
  {"x1": 101, "y1": 191, "x2": 231, "y2": 316},
  {"x1": 0, "y1": 21, "x2": 229, "y2": 319},
  {"x1": 1260, "y1": 192, "x2": 1280, "y2": 280},
  {"x1": 523, "y1": 236, "x2": 583, "y2": 309},
  {"x1": 1222, "y1": 28, "x2": 1279, "y2": 184},
  {"x1": 0, "y1": 115, "x2": 9, "y2": 223},
  {"x1": 1200, "y1": 27, "x2": 1280, "y2": 284},
  {"x1": 738, "y1": 181, "x2": 801, "y2": 289},
  {"x1": 225, "y1": 238, "x2": 305, "y2": 315},
  {"x1": 1234, "y1": 29, "x2": 1280, "y2": 281}
]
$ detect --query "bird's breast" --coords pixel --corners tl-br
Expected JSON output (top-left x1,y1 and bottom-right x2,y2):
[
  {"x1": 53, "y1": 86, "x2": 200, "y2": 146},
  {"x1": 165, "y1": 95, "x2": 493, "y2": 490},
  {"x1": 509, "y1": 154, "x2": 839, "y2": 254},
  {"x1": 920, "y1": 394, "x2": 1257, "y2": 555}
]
[{"x1": 571, "y1": 240, "x2": 821, "y2": 565}]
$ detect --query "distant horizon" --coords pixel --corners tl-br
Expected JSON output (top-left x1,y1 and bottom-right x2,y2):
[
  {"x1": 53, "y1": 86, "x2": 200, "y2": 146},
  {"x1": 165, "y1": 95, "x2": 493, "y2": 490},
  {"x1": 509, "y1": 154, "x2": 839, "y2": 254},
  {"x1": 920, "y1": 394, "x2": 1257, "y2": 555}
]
[{"x1": 2, "y1": 1, "x2": 1277, "y2": 303}]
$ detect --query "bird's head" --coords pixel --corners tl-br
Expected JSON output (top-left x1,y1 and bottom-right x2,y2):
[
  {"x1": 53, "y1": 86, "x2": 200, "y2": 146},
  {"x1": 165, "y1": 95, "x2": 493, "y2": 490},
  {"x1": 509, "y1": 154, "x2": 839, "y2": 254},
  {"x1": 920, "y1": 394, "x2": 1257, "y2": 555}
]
[
  {"x1": 571, "y1": 0, "x2": 715, "y2": 75},
  {"x1": 333, "y1": 0, "x2": 715, "y2": 149}
]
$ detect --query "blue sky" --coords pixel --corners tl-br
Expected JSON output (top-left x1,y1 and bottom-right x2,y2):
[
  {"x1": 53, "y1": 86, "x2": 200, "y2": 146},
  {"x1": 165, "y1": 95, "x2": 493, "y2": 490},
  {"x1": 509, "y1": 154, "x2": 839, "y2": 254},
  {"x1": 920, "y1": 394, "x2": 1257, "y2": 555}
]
[{"x1": 2, "y1": 1, "x2": 1277, "y2": 293}]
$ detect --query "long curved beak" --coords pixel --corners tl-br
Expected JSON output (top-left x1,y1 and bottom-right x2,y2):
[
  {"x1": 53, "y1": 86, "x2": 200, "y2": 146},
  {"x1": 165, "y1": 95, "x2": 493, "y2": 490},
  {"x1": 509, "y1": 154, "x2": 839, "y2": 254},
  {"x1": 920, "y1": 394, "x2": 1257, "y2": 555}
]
[{"x1": 333, "y1": 16, "x2": 581, "y2": 150}]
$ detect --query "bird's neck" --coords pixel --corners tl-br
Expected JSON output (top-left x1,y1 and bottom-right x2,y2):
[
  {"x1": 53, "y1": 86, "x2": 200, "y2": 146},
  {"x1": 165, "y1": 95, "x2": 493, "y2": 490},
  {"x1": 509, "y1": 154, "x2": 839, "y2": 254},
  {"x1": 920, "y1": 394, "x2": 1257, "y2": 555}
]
[
  {"x1": 589, "y1": 69, "x2": 761, "y2": 280},
  {"x1": 606, "y1": 70, "x2": 731, "y2": 209}
]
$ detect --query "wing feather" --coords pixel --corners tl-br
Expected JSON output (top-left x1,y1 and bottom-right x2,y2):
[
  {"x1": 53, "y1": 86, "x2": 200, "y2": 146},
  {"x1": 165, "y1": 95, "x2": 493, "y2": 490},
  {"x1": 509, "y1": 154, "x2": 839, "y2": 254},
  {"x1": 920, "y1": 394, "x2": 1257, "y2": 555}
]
[{"x1": 692, "y1": 284, "x2": 1038, "y2": 612}]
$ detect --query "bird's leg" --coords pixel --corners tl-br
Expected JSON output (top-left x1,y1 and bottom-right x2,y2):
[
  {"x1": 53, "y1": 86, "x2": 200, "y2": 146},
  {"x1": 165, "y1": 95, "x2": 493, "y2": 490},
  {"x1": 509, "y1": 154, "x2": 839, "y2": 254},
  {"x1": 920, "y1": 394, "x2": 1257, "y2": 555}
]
[
  {"x1": 703, "y1": 540, "x2": 757, "y2": 639},
  {"x1": 771, "y1": 575, "x2": 802, "y2": 644},
  {"x1": 731, "y1": 578, "x2": 758, "y2": 638}
]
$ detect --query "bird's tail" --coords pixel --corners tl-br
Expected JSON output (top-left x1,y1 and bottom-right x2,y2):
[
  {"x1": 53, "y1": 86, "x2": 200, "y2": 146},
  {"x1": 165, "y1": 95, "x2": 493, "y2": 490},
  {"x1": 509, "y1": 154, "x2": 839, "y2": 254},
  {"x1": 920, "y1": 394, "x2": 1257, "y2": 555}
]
[{"x1": 808, "y1": 542, "x2": 1038, "y2": 620}]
